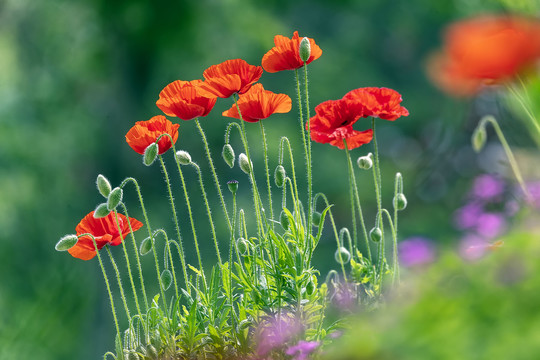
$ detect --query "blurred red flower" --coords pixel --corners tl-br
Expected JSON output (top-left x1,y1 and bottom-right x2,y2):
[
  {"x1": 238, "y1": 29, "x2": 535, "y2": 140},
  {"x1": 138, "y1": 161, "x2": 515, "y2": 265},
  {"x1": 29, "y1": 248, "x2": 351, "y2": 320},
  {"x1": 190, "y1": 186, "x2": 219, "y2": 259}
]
[
  {"x1": 222, "y1": 83, "x2": 292, "y2": 122},
  {"x1": 262, "y1": 31, "x2": 323, "y2": 73},
  {"x1": 428, "y1": 15, "x2": 540, "y2": 96},
  {"x1": 156, "y1": 80, "x2": 216, "y2": 120},
  {"x1": 199, "y1": 59, "x2": 263, "y2": 98},
  {"x1": 125, "y1": 115, "x2": 180, "y2": 155},
  {"x1": 69, "y1": 211, "x2": 143, "y2": 260},
  {"x1": 344, "y1": 87, "x2": 409, "y2": 121},
  {"x1": 308, "y1": 99, "x2": 373, "y2": 150}
]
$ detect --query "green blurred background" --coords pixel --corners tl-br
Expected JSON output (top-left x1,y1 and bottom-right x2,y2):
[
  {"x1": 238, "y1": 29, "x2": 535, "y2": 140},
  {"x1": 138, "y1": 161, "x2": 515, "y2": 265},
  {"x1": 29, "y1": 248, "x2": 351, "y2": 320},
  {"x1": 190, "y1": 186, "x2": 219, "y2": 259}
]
[{"x1": 0, "y1": 0, "x2": 534, "y2": 359}]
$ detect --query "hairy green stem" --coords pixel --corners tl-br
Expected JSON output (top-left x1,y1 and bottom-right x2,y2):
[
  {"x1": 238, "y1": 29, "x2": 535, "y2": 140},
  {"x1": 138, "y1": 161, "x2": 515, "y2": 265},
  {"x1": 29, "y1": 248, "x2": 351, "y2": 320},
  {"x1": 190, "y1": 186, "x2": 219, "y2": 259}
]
[
  {"x1": 259, "y1": 121, "x2": 274, "y2": 228},
  {"x1": 106, "y1": 246, "x2": 131, "y2": 321}
]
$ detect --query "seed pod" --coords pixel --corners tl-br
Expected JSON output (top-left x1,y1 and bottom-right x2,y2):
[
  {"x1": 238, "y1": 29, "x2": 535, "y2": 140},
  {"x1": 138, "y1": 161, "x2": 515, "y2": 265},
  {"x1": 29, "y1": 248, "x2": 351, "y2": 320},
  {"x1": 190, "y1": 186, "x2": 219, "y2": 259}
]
[
  {"x1": 96, "y1": 174, "x2": 112, "y2": 198},
  {"x1": 393, "y1": 193, "x2": 408, "y2": 211},
  {"x1": 370, "y1": 227, "x2": 383, "y2": 242},
  {"x1": 94, "y1": 203, "x2": 110, "y2": 218},
  {"x1": 239, "y1": 153, "x2": 252, "y2": 174},
  {"x1": 280, "y1": 210, "x2": 290, "y2": 231},
  {"x1": 334, "y1": 247, "x2": 351, "y2": 264},
  {"x1": 143, "y1": 143, "x2": 159, "y2": 166},
  {"x1": 274, "y1": 165, "x2": 286, "y2": 188},
  {"x1": 357, "y1": 153, "x2": 373, "y2": 170},
  {"x1": 175, "y1": 150, "x2": 191, "y2": 165},
  {"x1": 160, "y1": 269, "x2": 173, "y2": 290},
  {"x1": 126, "y1": 351, "x2": 140, "y2": 360},
  {"x1": 227, "y1": 180, "x2": 239, "y2": 195},
  {"x1": 140, "y1": 237, "x2": 152, "y2": 256},
  {"x1": 311, "y1": 211, "x2": 322, "y2": 227},
  {"x1": 306, "y1": 280, "x2": 316, "y2": 296},
  {"x1": 472, "y1": 123, "x2": 487, "y2": 153},
  {"x1": 222, "y1": 144, "x2": 235, "y2": 168},
  {"x1": 107, "y1": 187, "x2": 123, "y2": 211},
  {"x1": 145, "y1": 344, "x2": 158, "y2": 360},
  {"x1": 55, "y1": 234, "x2": 78, "y2": 251},
  {"x1": 299, "y1": 37, "x2": 311, "y2": 62}
]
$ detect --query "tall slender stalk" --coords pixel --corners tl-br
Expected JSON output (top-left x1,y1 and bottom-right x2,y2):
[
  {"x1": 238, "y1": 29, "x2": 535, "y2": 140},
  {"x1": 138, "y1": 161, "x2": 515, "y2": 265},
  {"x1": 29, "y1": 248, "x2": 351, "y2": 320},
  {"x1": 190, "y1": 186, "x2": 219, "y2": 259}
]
[
  {"x1": 106, "y1": 246, "x2": 131, "y2": 320},
  {"x1": 303, "y1": 62, "x2": 314, "y2": 244},
  {"x1": 371, "y1": 119, "x2": 385, "y2": 277},
  {"x1": 344, "y1": 141, "x2": 371, "y2": 261},
  {"x1": 259, "y1": 121, "x2": 274, "y2": 227}
]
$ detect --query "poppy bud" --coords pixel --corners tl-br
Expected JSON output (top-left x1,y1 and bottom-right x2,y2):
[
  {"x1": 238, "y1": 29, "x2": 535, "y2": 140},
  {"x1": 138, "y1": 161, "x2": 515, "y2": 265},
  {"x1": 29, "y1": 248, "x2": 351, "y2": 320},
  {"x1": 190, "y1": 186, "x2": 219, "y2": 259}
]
[
  {"x1": 126, "y1": 351, "x2": 140, "y2": 360},
  {"x1": 299, "y1": 37, "x2": 311, "y2": 63},
  {"x1": 227, "y1": 180, "x2": 239, "y2": 195},
  {"x1": 370, "y1": 227, "x2": 382, "y2": 242},
  {"x1": 311, "y1": 211, "x2": 322, "y2": 227},
  {"x1": 175, "y1": 150, "x2": 191, "y2": 165},
  {"x1": 55, "y1": 234, "x2": 78, "y2": 251},
  {"x1": 145, "y1": 344, "x2": 158, "y2": 360},
  {"x1": 160, "y1": 269, "x2": 173, "y2": 290},
  {"x1": 357, "y1": 153, "x2": 373, "y2": 170},
  {"x1": 96, "y1": 174, "x2": 112, "y2": 198},
  {"x1": 274, "y1": 165, "x2": 286, "y2": 188},
  {"x1": 393, "y1": 193, "x2": 407, "y2": 211},
  {"x1": 222, "y1": 144, "x2": 235, "y2": 168},
  {"x1": 143, "y1": 143, "x2": 159, "y2": 166},
  {"x1": 306, "y1": 278, "x2": 316, "y2": 295},
  {"x1": 334, "y1": 247, "x2": 351, "y2": 264},
  {"x1": 472, "y1": 123, "x2": 487, "y2": 152},
  {"x1": 107, "y1": 187, "x2": 123, "y2": 211},
  {"x1": 236, "y1": 237, "x2": 249, "y2": 255},
  {"x1": 280, "y1": 210, "x2": 290, "y2": 231},
  {"x1": 140, "y1": 236, "x2": 152, "y2": 256},
  {"x1": 94, "y1": 203, "x2": 110, "y2": 218},
  {"x1": 239, "y1": 153, "x2": 252, "y2": 174}
]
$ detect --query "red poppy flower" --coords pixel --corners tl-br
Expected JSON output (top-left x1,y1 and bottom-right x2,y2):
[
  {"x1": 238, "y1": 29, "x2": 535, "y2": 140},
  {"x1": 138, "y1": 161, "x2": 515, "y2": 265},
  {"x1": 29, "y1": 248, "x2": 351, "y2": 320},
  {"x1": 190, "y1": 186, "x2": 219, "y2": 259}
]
[
  {"x1": 427, "y1": 15, "x2": 540, "y2": 96},
  {"x1": 222, "y1": 83, "x2": 292, "y2": 123},
  {"x1": 308, "y1": 99, "x2": 373, "y2": 150},
  {"x1": 199, "y1": 59, "x2": 263, "y2": 98},
  {"x1": 125, "y1": 115, "x2": 180, "y2": 155},
  {"x1": 343, "y1": 87, "x2": 409, "y2": 121},
  {"x1": 69, "y1": 211, "x2": 143, "y2": 260},
  {"x1": 156, "y1": 80, "x2": 217, "y2": 120},
  {"x1": 262, "y1": 31, "x2": 323, "y2": 73}
]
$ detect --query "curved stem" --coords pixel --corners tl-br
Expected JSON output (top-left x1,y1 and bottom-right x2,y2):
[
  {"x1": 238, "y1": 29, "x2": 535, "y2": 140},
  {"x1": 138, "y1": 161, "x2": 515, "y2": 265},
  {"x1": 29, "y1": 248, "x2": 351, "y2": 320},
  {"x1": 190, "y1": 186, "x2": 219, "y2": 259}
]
[
  {"x1": 259, "y1": 121, "x2": 274, "y2": 227},
  {"x1": 119, "y1": 203, "x2": 148, "y2": 312},
  {"x1": 158, "y1": 155, "x2": 189, "y2": 292},
  {"x1": 480, "y1": 115, "x2": 530, "y2": 199},
  {"x1": 112, "y1": 209, "x2": 143, "y2": 321},
  {"x1": 153, "y1": 229, "x2": 179, "y2": 300},
  {"x1": 106, "y1": 246, "x2": 131, "y2": 321},
  {"x1": 344, "y1": 141, "x2": 371, "y2": 261},
  {"x1": 195, "y1": 119, "x2": 232, "y2": 231},
  {"x1": 379, "y1": 209, "x2": 397, "y2": 290},
  {"x1": 392, "y1": 176, "x2": 400, "y2": 285},
  {"x1": 279, "y1": 137, "x2": 302, "y2": 225}
]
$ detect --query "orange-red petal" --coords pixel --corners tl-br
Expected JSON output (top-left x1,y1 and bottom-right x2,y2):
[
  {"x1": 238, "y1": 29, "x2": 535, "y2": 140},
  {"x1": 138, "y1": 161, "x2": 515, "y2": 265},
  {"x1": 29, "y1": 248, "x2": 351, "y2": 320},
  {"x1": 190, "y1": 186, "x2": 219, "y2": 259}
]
[
  {"x1": 157, "y1": 80, "x2": 216, "y2": 120},
  {"x1": 125, "y1": 115, "x2": 180, "y2": 155},
  {"x1": 200, "y1": 59, "x2": 263, "y2": 98},
  {"x1": 262, "y1": 31, "x2": 323, "y2": 73},
  {"x1": 343, "y1": 87, "x2": 409, "y2": 121},
  {"x1": 222, "y1": 83, "x2": 292, "y2": 122}
]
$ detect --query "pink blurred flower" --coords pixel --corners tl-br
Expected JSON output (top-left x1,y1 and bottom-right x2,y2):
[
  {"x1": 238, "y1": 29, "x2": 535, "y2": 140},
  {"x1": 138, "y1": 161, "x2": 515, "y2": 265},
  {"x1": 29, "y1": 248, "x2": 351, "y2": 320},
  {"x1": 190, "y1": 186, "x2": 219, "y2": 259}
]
[
  {"x1": 286, "y1": 340, "x2": 320, "y2": 360},
  {"x1": 256, "y1": 314, "x2": 302, "y2": 357},
  {"x1": 398, "y1": 237, "x2": 436, "y2": 267}
]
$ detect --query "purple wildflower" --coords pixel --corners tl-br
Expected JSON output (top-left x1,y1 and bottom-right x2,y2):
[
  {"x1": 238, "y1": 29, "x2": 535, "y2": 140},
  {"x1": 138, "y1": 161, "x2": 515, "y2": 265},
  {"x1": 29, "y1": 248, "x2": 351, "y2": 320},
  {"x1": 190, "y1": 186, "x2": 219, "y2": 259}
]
[
  {"x1": 398, "y1": 237, "x2": 436, "y2": 267},
  {"x1": 256, "y1": 314, "x2": 302, "y2": 356},
  {"x1": 470, "y1": 174, "x2": 505, "y2": 201},
  {"x1": 475, "y1": 213, "x2": 506, "y2": 239},
  {"x1": 459, "y1": 234, "x2": 490, "y2": 261},
  {"x1": 286, "y1": 340, "x2": 320, "y2": 360},
  {"x1": 453, "y1": 202, "x2": 484, "y2": 230}
]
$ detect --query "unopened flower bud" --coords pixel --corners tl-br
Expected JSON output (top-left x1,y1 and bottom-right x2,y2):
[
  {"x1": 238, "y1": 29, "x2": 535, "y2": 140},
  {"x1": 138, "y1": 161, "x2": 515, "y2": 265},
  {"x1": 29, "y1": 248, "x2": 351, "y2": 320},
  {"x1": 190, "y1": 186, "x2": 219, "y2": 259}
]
[
  {"x1": 55, "y1": 234, "x2": 78, "y2": 251},
  {"x1": 472, "y1": 123, "x2": 487, "y2": 153},
  {"x1": 357, "y1": 153, "x2": 373, "y2": 170},
  {"x1": 370, "y1": 227, "x2": 382, "y2": 242},
  {"x1": 107, "y1": 187, "x2": 123, "y2": 211},
  {"x1": 334, "y1": 247, "x2": 351, "y2": 264},
  {"x1": 393, "y1": 193, "x2": 407, "y2": 210},
  {"x1": 236, "y1": 237, "x2": 249, "y2": 255},
  {"x1": 140, "y1": 236, "x2": 153, "y2": 256},
  {"x1": 175, "y1": 150, "x2": 191, "y2": 165},
  {"x1": 160, "y1": 269, "x2": 173, "y2": 290},
  {"x1": 145, "y1": 345, "x2": 158, "y2": 360},
  {"x1": 239, "y1": 153, "x2": 252, "y2": 174},
  {"x1": 274, "y1": 165, "x2": 286, "y2": 188},
  {"x1": 96, "y1": 174, "x2": 112, "y2": 198},
  {"x1": 299, "y1": 37, "x2": 311, "y2": 63},
  {"x1": 94, "y1": 203, "x2": 110, "y2": 218},
  {"x1": 143, "y1": 143, "x2": 159, "y2": 166},
  {"x1": 311, "y1": 211, "x2": 322, "y2": 227},
  {"x1": 227, "y1": 180, "x2": 239, "y2": 195},
  {"x1": 280, "y1": 210, "x2": 290, "y2": 231},
  {"x1": 222, "y1": 144, "x2": 235, "y2": 168},
  {"x1": 126, "y1": 351, "x2": 140, "y2": 360}
]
